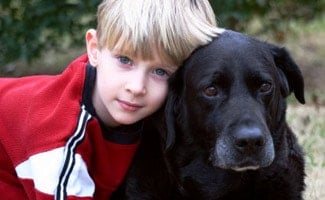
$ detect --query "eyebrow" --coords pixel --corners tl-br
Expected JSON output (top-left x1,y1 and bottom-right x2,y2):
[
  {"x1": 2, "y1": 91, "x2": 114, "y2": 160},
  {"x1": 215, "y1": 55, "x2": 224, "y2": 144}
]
[{"x1": 166, "y1": 65, "x2": 178, "y2": 72}]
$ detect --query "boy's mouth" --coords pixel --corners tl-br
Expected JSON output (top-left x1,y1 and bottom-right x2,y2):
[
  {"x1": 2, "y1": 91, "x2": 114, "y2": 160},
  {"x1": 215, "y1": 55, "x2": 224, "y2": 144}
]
[{"x1": 117, "y1": 99, "x2": 143, "y2": 112}]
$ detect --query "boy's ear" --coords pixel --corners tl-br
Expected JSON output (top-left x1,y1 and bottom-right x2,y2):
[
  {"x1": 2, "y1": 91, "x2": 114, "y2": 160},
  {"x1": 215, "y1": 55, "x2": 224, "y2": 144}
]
[{"x1": 86, "y1": 29, "x2": 99, "y2": 66}]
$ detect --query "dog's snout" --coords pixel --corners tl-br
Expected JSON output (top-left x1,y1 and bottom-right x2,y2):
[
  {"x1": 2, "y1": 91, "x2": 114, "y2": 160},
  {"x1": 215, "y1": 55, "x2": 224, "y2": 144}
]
[{"x1": 234, "y1": 127, "x2": 265, "y2": 152}]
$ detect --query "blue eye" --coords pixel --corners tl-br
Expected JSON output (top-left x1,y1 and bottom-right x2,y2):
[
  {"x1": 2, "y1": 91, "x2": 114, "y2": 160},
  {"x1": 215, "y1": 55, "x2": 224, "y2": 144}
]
[
  {"x1": 153, "y1": 68, "x2": 168, "y2": 77},
  {"x1": 118, "y1": 56, "x2": 132, "y2": 65}
]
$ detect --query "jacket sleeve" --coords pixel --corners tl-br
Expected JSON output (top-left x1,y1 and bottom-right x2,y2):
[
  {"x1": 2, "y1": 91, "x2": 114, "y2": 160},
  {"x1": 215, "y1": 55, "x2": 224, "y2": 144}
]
[{"x1": 0, "y1": 140, "x2": 31, "y2": 199}]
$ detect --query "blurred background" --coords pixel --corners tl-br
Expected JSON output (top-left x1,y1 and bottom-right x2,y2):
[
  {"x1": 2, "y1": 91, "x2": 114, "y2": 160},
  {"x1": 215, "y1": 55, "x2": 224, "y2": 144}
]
[{"x1": 0, "y1": 0, "x2": 324, "y2": 199}]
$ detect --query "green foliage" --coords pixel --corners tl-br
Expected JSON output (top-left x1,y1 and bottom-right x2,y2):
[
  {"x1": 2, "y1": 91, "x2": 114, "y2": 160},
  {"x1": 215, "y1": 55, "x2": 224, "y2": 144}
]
[
  {"x1": 211, "y1": 0, "x2": 324, "y2": 39},
  {"x1": 0, "y1": 0, "x2": 100, "y2": 66},
  {"x1": 0, "y1": 0, "x2": 324, "y2": 67}
]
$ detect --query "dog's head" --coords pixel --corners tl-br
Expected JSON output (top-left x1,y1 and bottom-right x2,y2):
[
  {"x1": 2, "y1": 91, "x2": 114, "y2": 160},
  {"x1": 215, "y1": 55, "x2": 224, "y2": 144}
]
[{"x1": 165, "y1": 30, "x2": 305, "y2": 171}]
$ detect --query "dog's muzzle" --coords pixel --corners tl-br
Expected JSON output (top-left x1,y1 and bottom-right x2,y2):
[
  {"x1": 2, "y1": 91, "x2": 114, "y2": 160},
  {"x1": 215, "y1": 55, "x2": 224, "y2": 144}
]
[{"x1": 212, "y1": 126, "x2": 275, "y2": 171}]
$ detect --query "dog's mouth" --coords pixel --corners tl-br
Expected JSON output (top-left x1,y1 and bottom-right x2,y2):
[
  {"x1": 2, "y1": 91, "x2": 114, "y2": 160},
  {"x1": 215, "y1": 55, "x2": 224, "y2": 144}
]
[
  {"x1": 212, "y1": 157, "x2": 272, "y2": 172},
  {"x1": 215, "y1": 157, "x2": 266, "y2": 172},
  {"x1": 231, "y1": 165, "x2": 260, "y2": 172},
  {"x1": 229, "y1": 158, "x2": 264, "y2": 171}
]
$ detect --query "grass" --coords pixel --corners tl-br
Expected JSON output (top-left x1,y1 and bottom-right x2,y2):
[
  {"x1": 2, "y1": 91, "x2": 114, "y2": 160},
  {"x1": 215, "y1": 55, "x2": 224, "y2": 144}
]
[
  {"x1": 287, "y1": 105, "x2": 325, "y2": 199},
  {"x1": 0, "y1": 48, "x2": 85, "y2": 77}
]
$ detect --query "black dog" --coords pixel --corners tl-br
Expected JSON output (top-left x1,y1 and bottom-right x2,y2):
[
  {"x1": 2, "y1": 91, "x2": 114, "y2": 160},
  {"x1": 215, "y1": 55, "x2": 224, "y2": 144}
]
[{"x1": 112, "y1": 30, "x2": 306, "y2": 200}]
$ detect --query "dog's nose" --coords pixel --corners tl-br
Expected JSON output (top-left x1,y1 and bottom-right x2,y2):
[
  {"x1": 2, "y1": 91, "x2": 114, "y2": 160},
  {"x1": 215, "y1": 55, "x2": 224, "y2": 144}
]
[{"x1": 234, "y1": 127, "x2": 265, "y2": 152}]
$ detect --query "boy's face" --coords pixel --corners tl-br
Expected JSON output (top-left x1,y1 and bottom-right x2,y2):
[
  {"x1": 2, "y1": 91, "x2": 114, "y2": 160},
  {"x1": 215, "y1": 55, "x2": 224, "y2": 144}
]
[{"x1": 86, "y1": 30, "x2": 176, "y2": 127}]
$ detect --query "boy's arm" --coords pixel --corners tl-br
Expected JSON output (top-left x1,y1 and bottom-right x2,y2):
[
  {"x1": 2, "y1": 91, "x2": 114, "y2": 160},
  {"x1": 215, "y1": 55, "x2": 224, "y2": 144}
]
[{"x1": 0, "y1": 141, "x2": 31, "y2": 199}]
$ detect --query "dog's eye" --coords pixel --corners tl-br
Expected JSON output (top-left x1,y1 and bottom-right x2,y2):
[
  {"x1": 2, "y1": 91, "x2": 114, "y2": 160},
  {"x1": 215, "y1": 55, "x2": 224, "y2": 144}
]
[
  {"x1": 204, "y1": 86, "x2": 219, "y2": 96},
  {"x1": 259, "y1": 83, "x2": 272, "y2": 93}
]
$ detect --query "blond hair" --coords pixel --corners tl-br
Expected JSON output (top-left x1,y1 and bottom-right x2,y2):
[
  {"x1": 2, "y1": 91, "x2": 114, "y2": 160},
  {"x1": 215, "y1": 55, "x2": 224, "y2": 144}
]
[{"x1": 96, "y1": 0, "x2": 219, "y2": 66}]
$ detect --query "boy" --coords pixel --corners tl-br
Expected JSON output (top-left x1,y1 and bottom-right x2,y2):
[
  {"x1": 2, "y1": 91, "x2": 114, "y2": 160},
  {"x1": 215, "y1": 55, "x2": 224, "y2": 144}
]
[{"x1": 0, "y1": 0, "x2": 220, "y2": 199}]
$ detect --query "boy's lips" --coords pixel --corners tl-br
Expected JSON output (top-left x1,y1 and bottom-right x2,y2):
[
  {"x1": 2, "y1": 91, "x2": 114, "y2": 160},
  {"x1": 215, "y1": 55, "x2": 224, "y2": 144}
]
[{"x1": 117, "y1": 99, "x2": 143, "y2": 112}]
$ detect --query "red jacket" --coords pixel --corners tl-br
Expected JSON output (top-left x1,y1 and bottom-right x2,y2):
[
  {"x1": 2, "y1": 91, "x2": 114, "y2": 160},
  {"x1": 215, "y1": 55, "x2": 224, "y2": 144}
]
[{"x1": 0, "y1": 54, "x2": 140, "y2": 199}]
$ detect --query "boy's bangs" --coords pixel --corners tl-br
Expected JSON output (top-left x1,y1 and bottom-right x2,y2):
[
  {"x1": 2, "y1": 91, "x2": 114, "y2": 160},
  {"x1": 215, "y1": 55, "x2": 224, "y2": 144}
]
[
  {"x1": 107, "y1": 29, "x2": 171, "y2": 63},
  {"x1": 112, "y1": 38, "x2": 154, "y2": 60}
]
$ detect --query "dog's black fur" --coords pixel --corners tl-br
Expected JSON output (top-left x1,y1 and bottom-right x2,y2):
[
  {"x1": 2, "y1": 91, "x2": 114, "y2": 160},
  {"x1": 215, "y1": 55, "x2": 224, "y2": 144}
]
[{"x1": 112, "y1": 30, "x2": 306, "y2": 200}]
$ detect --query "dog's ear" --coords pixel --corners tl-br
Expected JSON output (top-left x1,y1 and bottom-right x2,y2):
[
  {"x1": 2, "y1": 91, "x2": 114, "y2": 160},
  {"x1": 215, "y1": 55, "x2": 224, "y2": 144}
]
[
  {"x1": 271, "y1": 46, "x2": 305, "y2": 104},
  {"x1": 164, "y1": 91, "x2": 177, "y2": 151},
  {"x1": 277, "y1": 68, "x2": 290, "y2": 98},
  {"x1": 164, "y1": 67, "x2": 185, "y2": 151}
]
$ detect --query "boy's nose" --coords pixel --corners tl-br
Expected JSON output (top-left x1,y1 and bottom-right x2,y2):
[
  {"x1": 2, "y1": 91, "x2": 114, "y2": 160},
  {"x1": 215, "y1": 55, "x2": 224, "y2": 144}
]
[{"x1": 124, "y1": 72, "x2": 147, "y2": 96}]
